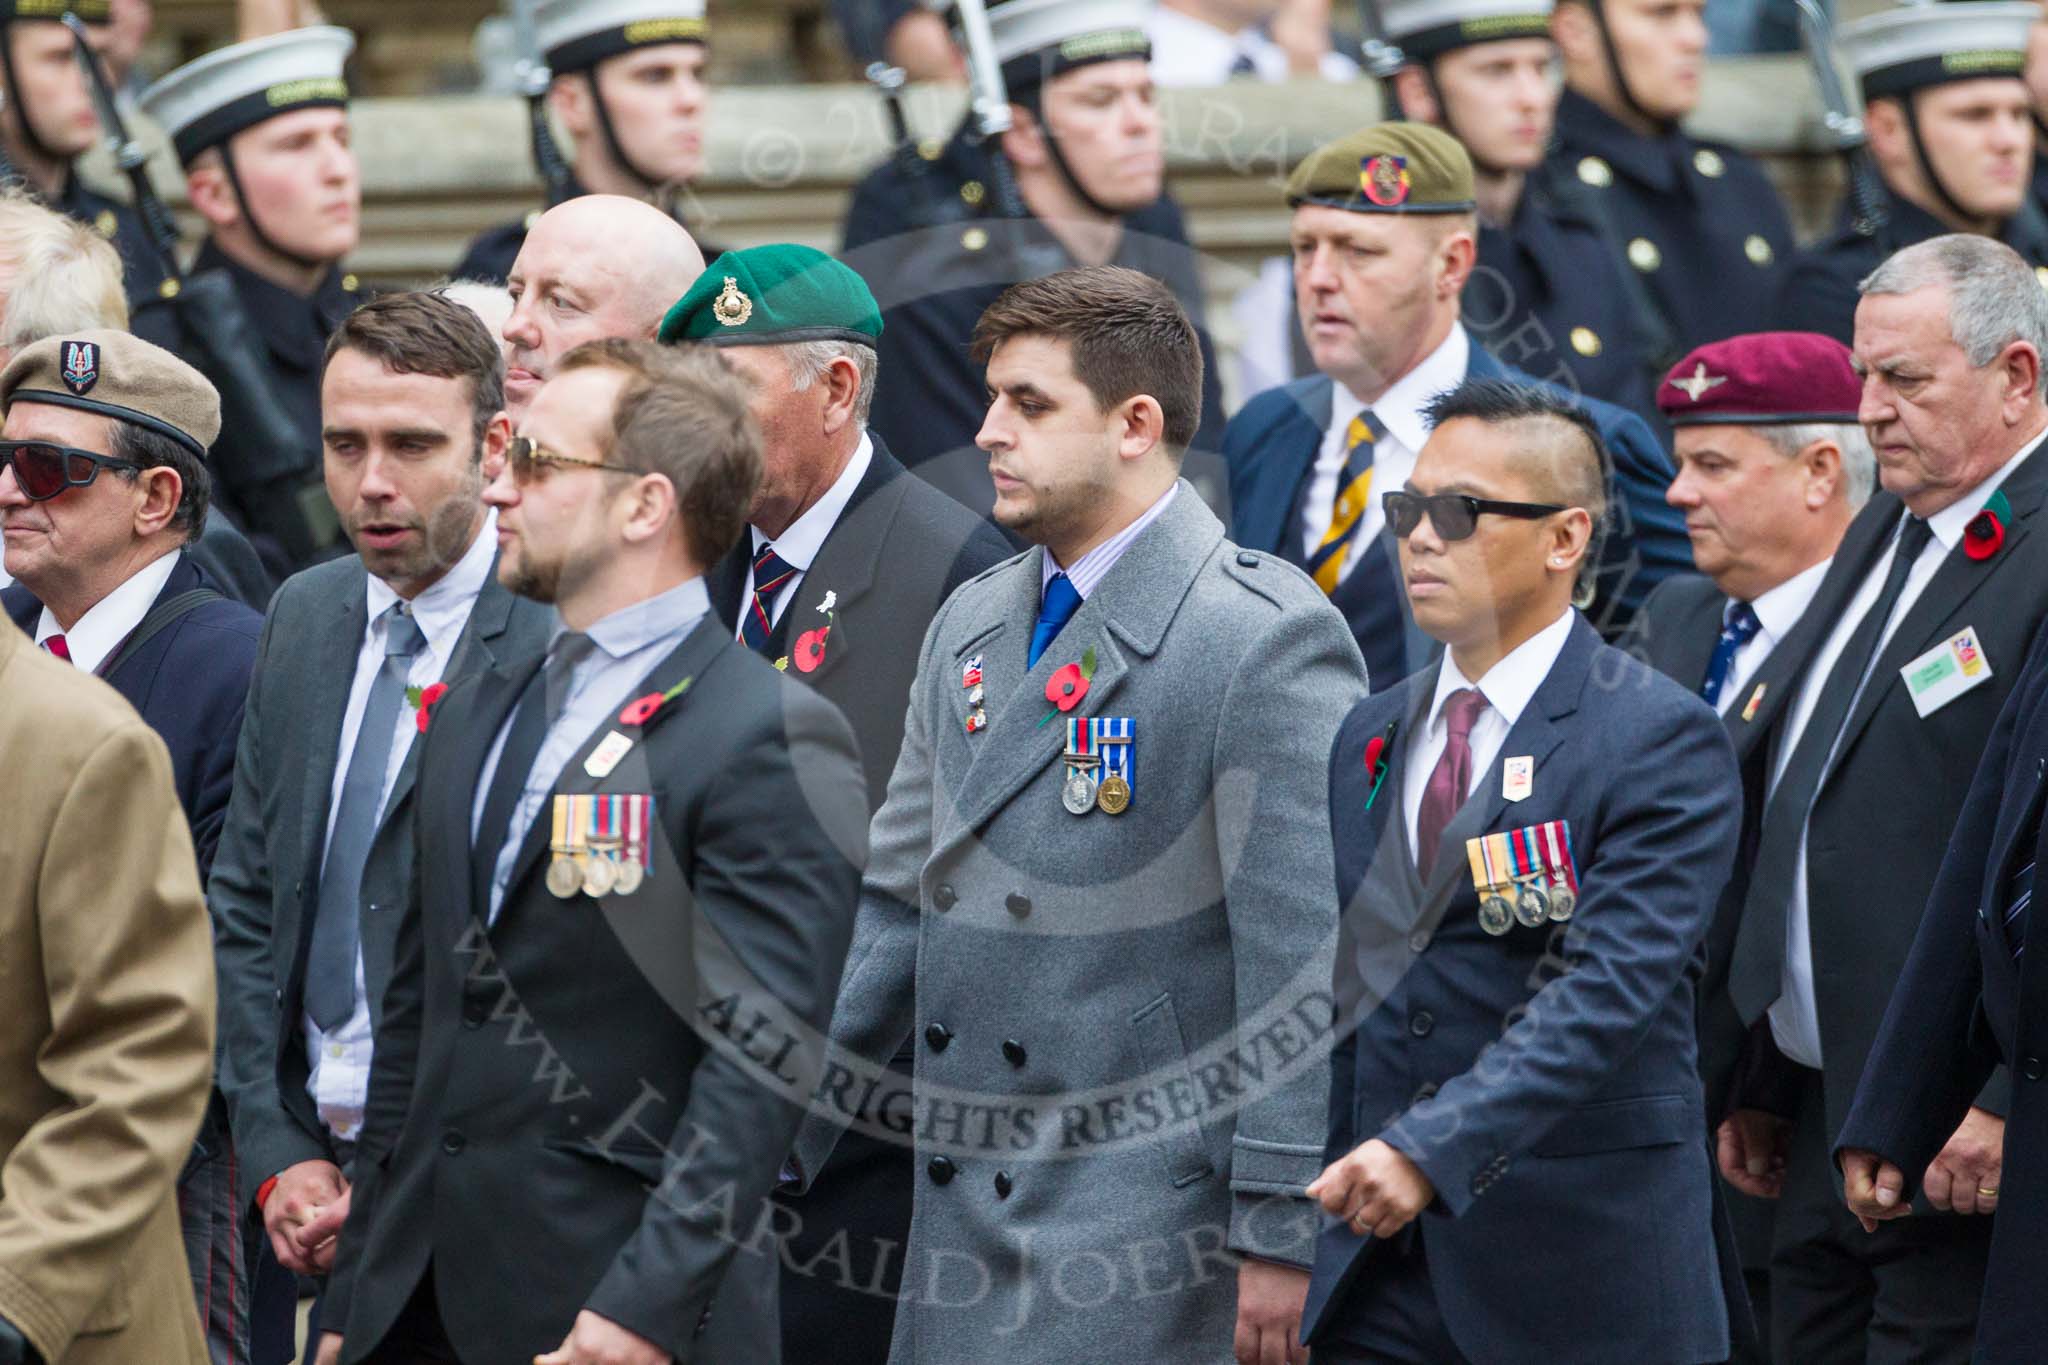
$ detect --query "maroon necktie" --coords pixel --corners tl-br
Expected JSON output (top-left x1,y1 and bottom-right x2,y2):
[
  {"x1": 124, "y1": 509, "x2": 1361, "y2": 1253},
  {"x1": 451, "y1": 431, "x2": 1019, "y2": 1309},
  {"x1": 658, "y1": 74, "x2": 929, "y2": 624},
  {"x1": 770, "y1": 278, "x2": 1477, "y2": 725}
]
[
  {"x1": 42, "y1": 634, "x2": 70, "y2": 661},
  {"x1": 1416, "y1": 687, "x2": 1487, "y2": 875}
]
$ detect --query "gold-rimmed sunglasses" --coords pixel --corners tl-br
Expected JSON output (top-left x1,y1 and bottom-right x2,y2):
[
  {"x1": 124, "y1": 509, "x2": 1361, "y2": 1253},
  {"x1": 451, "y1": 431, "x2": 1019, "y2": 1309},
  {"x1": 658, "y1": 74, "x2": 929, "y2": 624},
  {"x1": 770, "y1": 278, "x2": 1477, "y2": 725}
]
[{"x1": 506, "y1": 435, "x2": 639, "y2": 482}]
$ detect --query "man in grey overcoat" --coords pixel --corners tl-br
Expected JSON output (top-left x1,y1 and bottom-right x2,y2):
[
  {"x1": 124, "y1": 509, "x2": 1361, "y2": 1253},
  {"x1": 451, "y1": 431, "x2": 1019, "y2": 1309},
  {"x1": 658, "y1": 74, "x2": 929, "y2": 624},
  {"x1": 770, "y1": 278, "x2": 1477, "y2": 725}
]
[{"x1": 792, "y1": 265, "x2": 1369, "y2": 1363}]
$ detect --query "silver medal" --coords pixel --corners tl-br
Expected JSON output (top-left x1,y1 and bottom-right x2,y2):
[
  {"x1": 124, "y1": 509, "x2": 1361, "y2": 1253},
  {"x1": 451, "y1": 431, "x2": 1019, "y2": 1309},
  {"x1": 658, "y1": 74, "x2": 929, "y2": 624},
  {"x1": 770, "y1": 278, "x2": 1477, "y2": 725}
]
[
  {"x1": 1478, "y1": 894, "x2": 1514, "y2": 936},
  {"x1": 1547, "y1": 882, "x2": 1576, "y2": 921},
  {"x1": 1513, "y1": 880, "x2": 1550, "y2": 928},
  {"x1": 1062, "y1": 770, "x2": 1097, "y2": 815}
]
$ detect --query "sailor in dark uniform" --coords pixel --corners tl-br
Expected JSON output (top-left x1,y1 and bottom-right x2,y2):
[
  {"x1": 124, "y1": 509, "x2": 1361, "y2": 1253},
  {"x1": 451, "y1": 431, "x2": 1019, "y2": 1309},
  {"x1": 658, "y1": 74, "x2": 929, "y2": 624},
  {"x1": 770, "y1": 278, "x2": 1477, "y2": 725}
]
[
  {"x1": 1781, "y1": 2, "x2": 2046, "y2": 345},
  {"x1": 840, "y1": 0, "x2": 1227, "y2": 519},
  {"x1": 1548, "y1": 0, "x2": 1794, "y2": 355},
  {"x1": 0, "y1": 0, "x2": 165, "y2": 302},
  {"x1": 453, "y1": 0, "x2": 717, "y2": 285},
  {"x1": 1383, "y1": 0, "x2": 1663, "y2": 427},
  {"x1": 130, "y1": 26, "x2": 368, "y2": 575}
]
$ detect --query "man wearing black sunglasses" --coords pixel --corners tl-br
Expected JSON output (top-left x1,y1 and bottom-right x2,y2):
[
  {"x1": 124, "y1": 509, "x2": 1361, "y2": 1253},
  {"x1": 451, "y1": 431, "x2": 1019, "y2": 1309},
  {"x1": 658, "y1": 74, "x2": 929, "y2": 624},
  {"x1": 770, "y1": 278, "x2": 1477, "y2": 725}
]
[
  {"x1": 1306, "y1": 376, "x2": 1746, "y2": 1365},
  {"x1": 0, "y1": 326, "x2": 270, "y2": 1362}
]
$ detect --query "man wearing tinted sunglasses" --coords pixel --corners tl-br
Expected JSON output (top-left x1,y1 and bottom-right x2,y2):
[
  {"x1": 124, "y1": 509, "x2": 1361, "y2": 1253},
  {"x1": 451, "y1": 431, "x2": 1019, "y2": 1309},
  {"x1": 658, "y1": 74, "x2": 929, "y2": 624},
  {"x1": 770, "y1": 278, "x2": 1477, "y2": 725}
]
[
  {"x1": 0, "y1": 326, "x2": 269, "y2": 1361},
  {"x1": 1307, "y1": 377, "x2": 1745, "y2": 1364}
]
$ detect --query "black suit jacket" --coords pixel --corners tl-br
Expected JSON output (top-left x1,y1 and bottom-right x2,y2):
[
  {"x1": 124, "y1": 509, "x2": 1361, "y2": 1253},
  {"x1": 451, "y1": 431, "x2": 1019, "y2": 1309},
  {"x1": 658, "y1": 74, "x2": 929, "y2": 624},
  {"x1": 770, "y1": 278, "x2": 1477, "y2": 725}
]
[
  {"x1": 1839, "y1": 616, "x2": 2048, "y2": 1360},
  {"x1": 323, "y1": 617, "x2": 868, "y2": 1364},
  {"x1": 1733, "y1": 452, "x2": 2048, "y2": 1142},
  {"x1": 708, "y1": 437, "x2": 1013, "y2": 811},
  {"x1": 1622, "y1": 570, "x2": 1840, "y2": 1118},
  {"x1": 5, "y1": 553, "x2": 260, "y2": 879},
  {"x1": 207, "y1": 555, "x2": 552, "y2": 1188}
]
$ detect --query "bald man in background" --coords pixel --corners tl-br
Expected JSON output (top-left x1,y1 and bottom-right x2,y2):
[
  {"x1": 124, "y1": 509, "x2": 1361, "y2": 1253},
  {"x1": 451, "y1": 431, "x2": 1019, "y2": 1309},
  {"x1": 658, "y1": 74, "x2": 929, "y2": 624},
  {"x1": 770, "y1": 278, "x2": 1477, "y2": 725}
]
[{"x1": 501, "y1": 195, "x2": 706, "y2": 421}]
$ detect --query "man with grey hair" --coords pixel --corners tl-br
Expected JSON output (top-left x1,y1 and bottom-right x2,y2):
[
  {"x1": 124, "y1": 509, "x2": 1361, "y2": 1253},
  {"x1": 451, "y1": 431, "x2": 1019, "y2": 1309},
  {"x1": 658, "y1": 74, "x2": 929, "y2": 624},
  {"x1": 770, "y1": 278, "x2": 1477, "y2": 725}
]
[
  {"x1": 659, "y1": 243, "x2": 1009, "y2": 1363},
  {"x1": 1720, "y1": 233, "x2": 2048, "y2": 1362},
  {"x1": 500, "y1": 194, "x2": 706, "y2": 422},
  {"x1": 1621, "y1": 330, "x2": 1874, "y2": 1363}
]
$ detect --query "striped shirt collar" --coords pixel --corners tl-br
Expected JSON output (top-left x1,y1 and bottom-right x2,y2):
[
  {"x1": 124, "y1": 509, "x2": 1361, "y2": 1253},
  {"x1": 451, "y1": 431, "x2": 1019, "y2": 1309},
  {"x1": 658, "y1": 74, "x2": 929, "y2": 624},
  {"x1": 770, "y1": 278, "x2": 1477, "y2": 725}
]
[{"x1": 1041, "y1": 482, "x2": 1179, "y2": 601}]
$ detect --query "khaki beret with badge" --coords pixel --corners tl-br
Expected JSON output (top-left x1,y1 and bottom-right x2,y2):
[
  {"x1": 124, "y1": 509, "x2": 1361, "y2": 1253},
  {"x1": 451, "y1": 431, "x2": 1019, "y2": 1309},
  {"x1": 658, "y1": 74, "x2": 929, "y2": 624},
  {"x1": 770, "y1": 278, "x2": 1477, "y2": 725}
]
[
  {"x1": 1, "y1": 329, "x2": 222, "y2": 456},
  {"x1": 659, "y1": 243, "x2": 883, "y2": 348},
  {"x1": 0, "y1": 0, "x2": 110, "y2": 23},
  {"x1": 1285, "y1": 122, "x2": 1477, "y2": 215}
]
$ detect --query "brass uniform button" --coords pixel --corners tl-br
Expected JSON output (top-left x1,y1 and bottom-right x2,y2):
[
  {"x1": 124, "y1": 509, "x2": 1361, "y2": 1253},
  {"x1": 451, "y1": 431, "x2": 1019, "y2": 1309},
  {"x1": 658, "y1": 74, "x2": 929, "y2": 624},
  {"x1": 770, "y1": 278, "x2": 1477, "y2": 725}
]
[
  {"x1": 962, "y1": 227, "x2": 989, "y2": 252},
  {"x1": 918, "y1": 139, "x2": 944, "y2": 161},
  {"x1": 342, "y1": 273, "x2": 361, "y2": 292},
  {"x1": 1743, "y1": 235, "x2": 1774, "y2": 267},
  {"x1": 158, "y1": 277, "x2": 181, "y2": 300},
  {"x1": 1627, "y1": 237, "x2": 1662, "y2": 273},
  {"x1": 93, "y1": 209, "x2": 117, "y2": 239},
  {"x1": 1576, "y1": 156, "x2": 1612, "y2": 188},
  {"x1": 1693, "y1": 148, "x2": 1726, "y2": 178},
  {"x1": 1570, "y1": 326, "x2": 1602, "y2": 358},
  {"x1": 960, "y1": 179, "x2": 985, "y2": 207}
]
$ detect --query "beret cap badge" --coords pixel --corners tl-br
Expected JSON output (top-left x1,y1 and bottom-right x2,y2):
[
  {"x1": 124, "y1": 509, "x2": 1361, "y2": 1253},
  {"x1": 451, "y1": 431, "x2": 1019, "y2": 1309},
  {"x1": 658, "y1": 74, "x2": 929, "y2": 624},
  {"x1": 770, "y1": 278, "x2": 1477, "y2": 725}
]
[
  {"x1": 712, "y1": 277, "x2": 754, "y2": 328},
  {"x1": 60, "y1": 341, "x2": 98, "y2": 396},
  {"x1": 1360, "y1": 154, "x2": 1412, "y2": 208}
]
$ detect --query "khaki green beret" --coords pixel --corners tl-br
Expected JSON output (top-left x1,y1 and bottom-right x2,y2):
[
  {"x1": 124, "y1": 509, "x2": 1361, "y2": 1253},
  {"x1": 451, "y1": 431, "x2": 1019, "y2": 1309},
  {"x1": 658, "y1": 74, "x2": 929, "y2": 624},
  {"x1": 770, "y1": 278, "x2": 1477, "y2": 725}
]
[
  {"x1": 659, "y1": 244, "x2": 883, "y2": 348},
  {"x1": 1285, "y1": 122, "x2": 1477, "y2": 215},
  {"x1": 0, "y1": 330, "x2": 221, "y2": 457}
]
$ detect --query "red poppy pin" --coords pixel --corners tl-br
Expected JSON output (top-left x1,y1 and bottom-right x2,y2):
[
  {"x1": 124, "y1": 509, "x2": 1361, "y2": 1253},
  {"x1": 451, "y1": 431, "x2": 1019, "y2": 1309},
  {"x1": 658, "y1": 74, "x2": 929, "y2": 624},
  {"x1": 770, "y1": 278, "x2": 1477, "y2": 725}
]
[
  {"x1": 1363, "y1": 720, "x2": 1398, "y2": 810},
  {"x1": 406, "y1": 682, "x2": 449, "y2": 734},
  {"x1": 619, "y1": 675, "x2": 695, "y2": 727},
  {"x1": 1038, "y1": 646, "x2": 1097, "y2": 726},
  {"x1": 794, "y1": 626, "x2": 831, "y2": 673},
  {"x1": 1964, "y1": 489, "x2": 2011, "y2": 562}
]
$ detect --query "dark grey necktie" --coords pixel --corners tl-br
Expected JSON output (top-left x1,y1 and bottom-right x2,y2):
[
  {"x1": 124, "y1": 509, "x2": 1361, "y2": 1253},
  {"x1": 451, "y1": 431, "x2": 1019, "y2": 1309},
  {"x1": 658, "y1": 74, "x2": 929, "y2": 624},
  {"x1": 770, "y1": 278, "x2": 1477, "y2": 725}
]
[
  {"x1": 306, "y1": 605, "x2": 426, "y2": 1031},
  {"x1": 1729, "y1": 515, "x2": 1934, "y2": 1024},
  {"x1": 471, "y1": 631, "x2": 597, "y2": 907}
]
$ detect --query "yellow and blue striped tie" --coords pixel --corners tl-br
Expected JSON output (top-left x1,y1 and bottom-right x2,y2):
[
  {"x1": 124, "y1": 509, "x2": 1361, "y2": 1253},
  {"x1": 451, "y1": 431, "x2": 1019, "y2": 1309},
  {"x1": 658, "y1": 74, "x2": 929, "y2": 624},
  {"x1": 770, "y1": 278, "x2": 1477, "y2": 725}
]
[{"x1": 1307, "y1": 411, "x2": 1384, "y2": 595}]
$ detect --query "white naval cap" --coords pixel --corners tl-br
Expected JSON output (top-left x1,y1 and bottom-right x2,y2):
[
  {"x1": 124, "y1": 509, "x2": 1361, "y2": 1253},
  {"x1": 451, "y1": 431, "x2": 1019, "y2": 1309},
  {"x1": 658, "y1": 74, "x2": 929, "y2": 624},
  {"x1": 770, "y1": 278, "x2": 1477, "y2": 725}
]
[
  {"x1": 1381, "y1": 0, "x2": 1554, "y2": 59},
  {"x1": 140, "y1": 25, "x2": 354, "y2": 168},
  {"x1": 1839, "y1": 1, "x2": 2034, "y2": 102},
  {"x1": 947, "y1": 0, "x2": 1153, "y2": 93},
  {"x1": 535, "y1": 0, "x2": 707, "y2": 76}
]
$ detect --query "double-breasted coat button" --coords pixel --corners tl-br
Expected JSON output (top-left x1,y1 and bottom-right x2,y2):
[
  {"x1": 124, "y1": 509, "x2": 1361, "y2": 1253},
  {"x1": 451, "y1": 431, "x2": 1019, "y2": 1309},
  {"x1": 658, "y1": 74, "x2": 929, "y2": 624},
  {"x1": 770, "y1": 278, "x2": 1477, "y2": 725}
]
[
  {"x1": 1409, "y1": 1011, "x2": 1434, "y2": 1038},
  {"x1": 933, "y1": 884, "x2": 957, "y2": 911},
  {"x1": 2026, "y1": 1056, "x2": 2044, "y2": 1081},
  {"x1": 994, "y1": 1171, "x2": 1014, "y2": 1199},
  {"x1": 1005, "y1": 892, "x2": 1031, "y2": 917},
  {"x1": 928, "y1": 1155, "x2": 956, "y2": 1184},
  {"x1": 441, "y1": 1130, "x2": 466, "y2": 1155},
  {"x1": 1001, "y1": 1039, "x2": 1027, "y2": 1067},
  {"x1": 1408, "y1": 930, "x2": 1430, "y2": 954},
  {"x1": 925, "y1": 1022, "x2": 953, "y2": 1051}
]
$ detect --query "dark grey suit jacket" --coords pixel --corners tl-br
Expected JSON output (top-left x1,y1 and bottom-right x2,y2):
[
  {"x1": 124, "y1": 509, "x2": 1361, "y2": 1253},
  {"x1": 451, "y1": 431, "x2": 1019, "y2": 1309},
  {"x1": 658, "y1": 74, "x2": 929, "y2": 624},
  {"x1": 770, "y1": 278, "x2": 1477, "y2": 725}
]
[{"x1": 208, "y1": 552, "x2": 552, "y2": 1188}]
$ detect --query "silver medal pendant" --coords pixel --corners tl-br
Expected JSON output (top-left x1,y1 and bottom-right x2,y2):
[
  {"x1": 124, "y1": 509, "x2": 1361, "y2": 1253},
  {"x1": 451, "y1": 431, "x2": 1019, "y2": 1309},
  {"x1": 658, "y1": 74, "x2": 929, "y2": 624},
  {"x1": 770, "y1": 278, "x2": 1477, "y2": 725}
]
[
  {"x1": 1513, "y1": 880, "x2": 1550, "y2": 928},
  {"x1": 1478, "y1": 894, "x2": 1515, "y2": 936},
  {"x1": 1547, "y1": 881, "x2": 1575, "y2": 921},
  {"x1": 1062, "y1": 770, "x2": 1097, "y2": 815}
]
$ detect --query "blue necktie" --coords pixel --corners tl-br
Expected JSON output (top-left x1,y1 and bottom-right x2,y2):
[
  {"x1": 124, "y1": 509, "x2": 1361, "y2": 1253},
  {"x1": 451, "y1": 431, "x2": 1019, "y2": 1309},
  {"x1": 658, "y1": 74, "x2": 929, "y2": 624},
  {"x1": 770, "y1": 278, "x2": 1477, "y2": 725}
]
[
  {"x1": 307, "y1": 604, "x2": 425, "y2": 1030},
  {"x1": 2006, "y1": 860, "x2": 2033, "y2": 959},
  {"x1": 1028, "y1": 572, "x2": 1083, "y2": 669},
  {"x1": 1699, "y1": 599, "x2": 1763, "y2": 709},
  {"x1": 741, "y1": 544, "x2": 798, "y2": 654}
]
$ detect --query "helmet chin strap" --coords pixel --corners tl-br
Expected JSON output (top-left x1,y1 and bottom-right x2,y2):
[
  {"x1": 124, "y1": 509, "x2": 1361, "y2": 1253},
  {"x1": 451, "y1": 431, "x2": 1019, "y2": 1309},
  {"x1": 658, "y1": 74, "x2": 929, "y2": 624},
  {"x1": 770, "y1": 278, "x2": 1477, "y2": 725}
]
[
  {"x1": 1900, "y1": 91, "x2": 1999, "y2": 231},
  {"x1": 1421, "y1": 62, "x2": 1512, "y2": 178},
  {"x1": 1585, "y1": 0, "x2": 1674, "y2": 133},
  {"x1": 0, "y1": 32, "x2": 72, "y2": 171},
  {"x1": 584, "y1": 70, "x2": 684, "y2": 206},
  {"x1": 1015, "y1": 90, "x2": 1128, "y2": 222},
  {"x1": 219, "y1": 145, "x2": 336, "y2": 274}
]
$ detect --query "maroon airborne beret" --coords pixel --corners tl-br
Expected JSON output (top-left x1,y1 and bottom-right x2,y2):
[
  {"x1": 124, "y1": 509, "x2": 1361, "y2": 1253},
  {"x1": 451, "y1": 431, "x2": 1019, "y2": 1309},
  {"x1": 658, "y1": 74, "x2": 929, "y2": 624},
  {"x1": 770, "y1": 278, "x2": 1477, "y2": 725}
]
[{"x1": 1657, "y1": 331, "x2": 1863, "y2": 426}]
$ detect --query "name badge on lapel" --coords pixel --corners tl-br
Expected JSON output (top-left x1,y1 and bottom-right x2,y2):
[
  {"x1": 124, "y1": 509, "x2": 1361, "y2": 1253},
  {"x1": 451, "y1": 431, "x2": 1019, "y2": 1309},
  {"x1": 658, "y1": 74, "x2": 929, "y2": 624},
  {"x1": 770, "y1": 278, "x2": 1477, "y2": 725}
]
[
  {"x1": 584, "y1": 730, "x2": 634, "y2": 779},
  {"x1": 1502, "y1": 755, "x2": 1533, "y2": 802},
  {"x1": 1464, "y1": 820, "x2": 1579, "y2": 936},
  {"x1": 1901, "y1": 627, "x2": 1993, "y2": 718}
]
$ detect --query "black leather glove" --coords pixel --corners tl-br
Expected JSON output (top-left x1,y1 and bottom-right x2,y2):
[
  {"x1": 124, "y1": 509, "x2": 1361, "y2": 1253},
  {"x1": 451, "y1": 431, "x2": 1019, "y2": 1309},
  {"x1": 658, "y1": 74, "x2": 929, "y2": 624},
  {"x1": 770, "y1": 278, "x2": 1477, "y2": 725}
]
[{"x1": 0, "y1": 1316, "x2": 36, "y2": 1365}]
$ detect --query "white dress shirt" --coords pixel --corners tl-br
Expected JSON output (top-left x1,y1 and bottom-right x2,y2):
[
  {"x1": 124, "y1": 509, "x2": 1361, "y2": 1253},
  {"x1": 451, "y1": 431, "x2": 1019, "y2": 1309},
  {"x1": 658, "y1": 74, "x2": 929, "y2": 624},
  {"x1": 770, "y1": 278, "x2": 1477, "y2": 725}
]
[
  {"x1": 1768, "y1": 431, "x2": 2044, "y2": 1066},
  {"x1": 1716, "y1": 557, "x2": 1832, "y2": 715},
  {"x1": 303, "y1": 514, "x2": 498, "y2": 1138},
  {"x1": 1300, "y1": 325, "x2": 1471, "y2": 578},
  {"x1": 474, "y1": 576, "x2": 712, "y2": 925},
  {"x1": 1402, "y1": 608, "x2": 1576, "y2": 853},
  {"x1": 1147, "y1": 6, "x2": 1360, "y2": 86},
  {"x1": 742, "y1": 433, "x2": 872, "y2": 635},
  {"x1": 33, "y1": 548, "x2": 181, "y2": 673},
  {"x1": 1043, "y1": 482, "x2": 1179, "y2": 600}
]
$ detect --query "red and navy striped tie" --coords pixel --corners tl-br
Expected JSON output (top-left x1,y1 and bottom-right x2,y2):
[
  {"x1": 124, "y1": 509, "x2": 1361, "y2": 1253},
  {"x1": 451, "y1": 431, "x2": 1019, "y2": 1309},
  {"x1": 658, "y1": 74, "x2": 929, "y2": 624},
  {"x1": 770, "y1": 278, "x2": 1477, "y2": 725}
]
[{"x1": 740, "y1": 543, "x2": 798, "y2": 654}]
